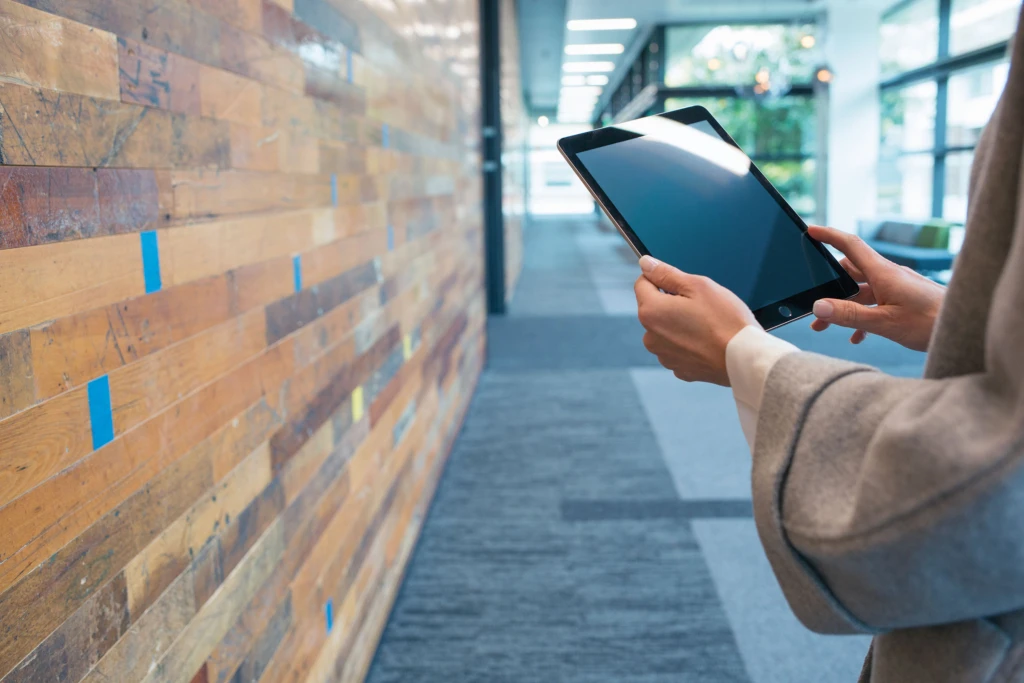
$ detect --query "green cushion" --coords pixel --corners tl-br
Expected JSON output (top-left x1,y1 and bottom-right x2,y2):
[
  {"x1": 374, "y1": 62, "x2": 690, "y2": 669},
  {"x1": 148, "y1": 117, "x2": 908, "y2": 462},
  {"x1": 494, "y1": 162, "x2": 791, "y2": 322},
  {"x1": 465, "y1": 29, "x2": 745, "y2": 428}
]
[{"x1": 916, "y1": 219, "x2": 955, "y2": 249}]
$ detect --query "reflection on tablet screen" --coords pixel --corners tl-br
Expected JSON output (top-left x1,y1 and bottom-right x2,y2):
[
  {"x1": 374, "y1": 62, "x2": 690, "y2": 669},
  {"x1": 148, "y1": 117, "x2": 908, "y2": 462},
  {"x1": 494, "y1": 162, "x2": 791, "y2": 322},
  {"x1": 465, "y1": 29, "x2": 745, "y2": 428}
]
[{"x1": 576, "y1": 119, "x2": 838, "y2": 311}]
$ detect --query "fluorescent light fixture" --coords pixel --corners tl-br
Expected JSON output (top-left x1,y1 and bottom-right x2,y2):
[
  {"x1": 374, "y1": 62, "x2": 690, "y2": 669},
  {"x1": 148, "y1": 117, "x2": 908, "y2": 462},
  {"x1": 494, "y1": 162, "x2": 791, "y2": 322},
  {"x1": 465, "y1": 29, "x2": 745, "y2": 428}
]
[
  {"x1": 567, "y1": 18, "x2": 637, "y2": 31},
  {"x1": 586, "y1": 75, "x2": 609, "y2": 86},
  {"x1": 562, "y1": 61, "x2": 616, "y2": 73},
  {"x1": 564, "y1": 43, "x2": 624, "y2": 55},
  {"x1": 615, "y1": 117, "x2": 750, "y2": 177},
  {"x1": 562, "y1": 75, "x2": 586, "y2": 86}
]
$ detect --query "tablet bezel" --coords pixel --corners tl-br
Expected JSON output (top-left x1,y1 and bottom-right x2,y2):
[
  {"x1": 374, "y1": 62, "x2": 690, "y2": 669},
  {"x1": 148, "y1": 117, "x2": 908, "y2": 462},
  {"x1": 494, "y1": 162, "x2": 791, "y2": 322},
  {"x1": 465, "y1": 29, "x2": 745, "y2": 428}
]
[{"x1": 557, "y1": 105, "x2": 860, "y2": 331}]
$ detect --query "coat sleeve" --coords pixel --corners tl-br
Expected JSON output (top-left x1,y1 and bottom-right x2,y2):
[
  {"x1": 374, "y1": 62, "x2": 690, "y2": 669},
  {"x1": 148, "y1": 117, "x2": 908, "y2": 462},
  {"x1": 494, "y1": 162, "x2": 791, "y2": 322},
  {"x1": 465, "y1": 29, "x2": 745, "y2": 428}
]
[
  {"x1": 752, "y1": 22, "x2": 1024, "y2": 635},
  {"x1": 752, "y1": 351, "x2": 1024, "y2": 634}
]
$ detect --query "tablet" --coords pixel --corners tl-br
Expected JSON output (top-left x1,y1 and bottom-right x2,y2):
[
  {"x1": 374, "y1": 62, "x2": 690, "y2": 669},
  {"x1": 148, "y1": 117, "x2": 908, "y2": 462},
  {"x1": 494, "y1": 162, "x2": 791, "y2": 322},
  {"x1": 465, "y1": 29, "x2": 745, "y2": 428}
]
[{"x1": 558, "y1": 105, "x2": 859, "y2": 330}]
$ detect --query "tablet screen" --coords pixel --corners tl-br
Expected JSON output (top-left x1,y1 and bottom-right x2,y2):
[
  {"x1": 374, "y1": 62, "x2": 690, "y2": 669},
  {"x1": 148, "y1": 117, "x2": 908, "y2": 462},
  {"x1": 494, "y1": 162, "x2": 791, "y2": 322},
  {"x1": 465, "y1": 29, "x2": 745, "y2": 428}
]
[{"x1": 575, "y1": 118, "x2": 839, "y2": 311}]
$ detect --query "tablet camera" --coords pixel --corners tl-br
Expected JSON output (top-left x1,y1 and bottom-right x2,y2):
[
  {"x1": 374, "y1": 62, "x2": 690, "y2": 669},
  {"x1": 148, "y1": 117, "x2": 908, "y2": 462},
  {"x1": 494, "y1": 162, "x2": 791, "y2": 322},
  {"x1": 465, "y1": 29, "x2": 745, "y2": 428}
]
[{"x1": 778, "y1": 305, "x2": 793, "y2": 318}]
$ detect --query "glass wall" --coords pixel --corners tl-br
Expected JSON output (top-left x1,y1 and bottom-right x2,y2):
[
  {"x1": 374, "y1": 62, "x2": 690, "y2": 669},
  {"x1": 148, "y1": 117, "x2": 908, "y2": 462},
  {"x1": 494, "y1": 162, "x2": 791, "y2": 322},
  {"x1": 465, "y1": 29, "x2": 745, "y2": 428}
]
[
  {"x1": 660, "y1": 22, "x2": 821, "y2": 219},
  {"x1": 878, "y1": 0, "x2": 1012, "y2": 223},
  {"x1": 664, "y1": 23, "x2": 819, "y2": 87}
]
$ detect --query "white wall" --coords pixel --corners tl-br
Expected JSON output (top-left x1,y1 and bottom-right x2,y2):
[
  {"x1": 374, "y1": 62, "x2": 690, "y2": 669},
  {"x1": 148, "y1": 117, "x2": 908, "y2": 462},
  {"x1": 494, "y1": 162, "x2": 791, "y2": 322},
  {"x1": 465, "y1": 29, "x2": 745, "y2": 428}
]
[{"x1": 824, "y1": 0, "x2": 889, "y2": 233}]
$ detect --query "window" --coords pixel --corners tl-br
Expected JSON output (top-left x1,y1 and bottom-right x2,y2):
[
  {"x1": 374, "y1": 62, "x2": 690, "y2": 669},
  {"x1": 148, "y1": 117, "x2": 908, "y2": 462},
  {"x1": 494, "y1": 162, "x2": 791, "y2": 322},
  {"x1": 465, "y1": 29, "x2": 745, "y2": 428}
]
[
  {"x1": 878, "y1": 0, "x2": 1011, "y2": 224},
  {"x1": 945, "y1": 59, "x2": 1010, "y2": 146},
  {"x1": 664, "y1": 24, "x2": 819, "y2": 87},
  {"x1": 950, "y1": 0, "x2": 1019, "y2": 55},
  {"x1": 880, "y1": 0, "x2": 939, "y2": 77}
]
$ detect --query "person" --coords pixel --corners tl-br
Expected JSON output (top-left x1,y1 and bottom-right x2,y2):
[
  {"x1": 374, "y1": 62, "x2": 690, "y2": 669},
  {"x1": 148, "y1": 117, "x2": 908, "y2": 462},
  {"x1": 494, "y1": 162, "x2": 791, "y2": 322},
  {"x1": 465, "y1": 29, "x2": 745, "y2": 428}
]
[{"x1": 633, "y1": 8, "x2": 1024, "y2": 683}]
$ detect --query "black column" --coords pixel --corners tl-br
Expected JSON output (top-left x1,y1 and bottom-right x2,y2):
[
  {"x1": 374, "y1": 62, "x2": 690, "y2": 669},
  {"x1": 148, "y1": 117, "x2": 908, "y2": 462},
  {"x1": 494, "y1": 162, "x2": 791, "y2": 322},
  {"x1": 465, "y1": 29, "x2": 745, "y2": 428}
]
[{"x1": 480, "y1": 0, "x2": 506, "y2": 314}]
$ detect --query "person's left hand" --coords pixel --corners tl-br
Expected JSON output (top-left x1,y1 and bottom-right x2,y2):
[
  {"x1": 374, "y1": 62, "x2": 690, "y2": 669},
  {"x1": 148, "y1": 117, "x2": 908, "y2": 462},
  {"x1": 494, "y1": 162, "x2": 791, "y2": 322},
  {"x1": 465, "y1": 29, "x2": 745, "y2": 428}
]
[{"x1": 635, "y1": 256, "x2": 758, "y2": 386}]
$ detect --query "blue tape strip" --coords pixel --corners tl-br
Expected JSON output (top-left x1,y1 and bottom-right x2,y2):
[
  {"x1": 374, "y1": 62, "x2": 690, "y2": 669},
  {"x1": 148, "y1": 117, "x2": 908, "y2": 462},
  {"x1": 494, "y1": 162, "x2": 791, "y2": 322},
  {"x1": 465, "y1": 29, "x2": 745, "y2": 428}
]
[
  {"x1": 382, "y1": 124, "x2": 389, "y2": 149},
  {"x1": 325, "y1": 599, "x2": 334, "y2": 633},
  {"x1": 346, "y1": 49, "x2": 353, "y2": 84},
  {"x1": 140, "y1": 231, "x2": 162, "y2": 294},
  {"x1": 292, "y1": 255, "x2": 302, "y2": 292},
  {"x1": 331, "y1": 174, "x2": 338, "y2": 207},
  {"x1": 387, "y1": 224, "x2": 394, "y2": 251},
  {"x1": 87, "y1": 375, "x2": 114, "y2": 450}
]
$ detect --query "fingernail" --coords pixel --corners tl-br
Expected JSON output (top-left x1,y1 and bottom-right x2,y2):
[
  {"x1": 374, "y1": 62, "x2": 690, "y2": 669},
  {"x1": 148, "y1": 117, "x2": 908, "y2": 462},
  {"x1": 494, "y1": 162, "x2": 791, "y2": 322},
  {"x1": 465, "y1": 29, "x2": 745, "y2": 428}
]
[
  {"x1": 639, "y1": 255, "x2": 660, "y2": 274},
  {"x1": 813, "y1": 300, "x2": 834, "y2": 319}
]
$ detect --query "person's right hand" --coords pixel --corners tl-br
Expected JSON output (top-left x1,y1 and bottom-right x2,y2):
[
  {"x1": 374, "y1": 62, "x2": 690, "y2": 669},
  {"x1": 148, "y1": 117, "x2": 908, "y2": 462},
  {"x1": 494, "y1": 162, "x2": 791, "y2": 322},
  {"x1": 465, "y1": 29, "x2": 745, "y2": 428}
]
[{"x1": 807, "y1": 225, "x2": 946, "y2": 352}]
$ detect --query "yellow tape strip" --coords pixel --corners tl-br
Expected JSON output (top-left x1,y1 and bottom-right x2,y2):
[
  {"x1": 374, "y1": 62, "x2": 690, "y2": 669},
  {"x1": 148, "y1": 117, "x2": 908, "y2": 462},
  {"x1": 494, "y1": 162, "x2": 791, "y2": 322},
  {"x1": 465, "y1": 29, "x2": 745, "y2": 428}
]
[{"x1": 352, "y1": 386, "x2": 364, "y2": 422}]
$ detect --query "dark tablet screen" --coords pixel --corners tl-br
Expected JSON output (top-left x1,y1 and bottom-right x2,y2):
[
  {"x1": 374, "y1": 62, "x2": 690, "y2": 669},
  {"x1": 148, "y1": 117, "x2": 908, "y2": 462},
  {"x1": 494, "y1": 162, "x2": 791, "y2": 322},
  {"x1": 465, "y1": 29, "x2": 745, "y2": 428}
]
[{"x1": 575, "y1": 119, "x2": 839, "y2": 311}]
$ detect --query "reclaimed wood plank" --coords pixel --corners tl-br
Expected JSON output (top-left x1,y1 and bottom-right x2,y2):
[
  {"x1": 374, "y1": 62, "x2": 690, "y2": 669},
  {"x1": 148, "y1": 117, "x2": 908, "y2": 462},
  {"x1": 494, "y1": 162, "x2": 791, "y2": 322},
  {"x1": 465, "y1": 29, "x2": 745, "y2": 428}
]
[
  {"x1": 264, "y1": 260, "x2": 381, "y2": 345},
  {"x1": 204, "y1": 426, "x2": 360, "y2": 682},
  {"x1": 14, "y1": 0, "x2": 224, "y2": 68},
  {"x1": 0, "y1": 572, "x2": 129, "y2": 683},
  {"x1": 190, "y1": 0, "x2": 261, "y2": 33},
  {"x1": 140, "y1": 518, "x2": 286, "y2": 683},
  {"x1": 0, "y1": 355, "x2": 285, "y2": 599},
  {"x1": 220, "y1": 22, "x2": 304, "y2": 94},
  {"x1": 108, "y1": 308, "x2": 266, "y2": 435},
  {"x1": 0, "y1": 435, "x2": 212, "y2": 678},
  {"x1": 0, "y1": 167, "x2": 161, "y2": 250},
  {"x1": 0, "y1": 330, "x2": 32, "y2": 420},
  {"x1": 158, "y1": 211, "x2": 326, "y2": 287},
  {"x1": 118, "y1": 37, "x2": 201, "y2": 115},
  {"x1": 0, "y1": 0, "x2": 119, "y2": 100},
  {"x1": 0, "y1": 82, "x2": 230, "y2": 169},
  {"x1": 168, "y1": 171, "x2": 331, "y2": 222},
  {"x1": 198, "y1": 65, "x2": 263, "y2": 127},
  {"x1": 82, "y1": 567, "x2": 197, "y2": 683},
  {"x1": 0, "y1": 232, "x2": 145, "y2": 335},
  {"x1": 0, "y1": 389, "x2": 91, "y2": 510},
  {"x1": 124, "y1": 443, "x2": 272, "y2": 617},
  {"x1": 30, "y1": 272, "x2": 236, "y2": 403}
]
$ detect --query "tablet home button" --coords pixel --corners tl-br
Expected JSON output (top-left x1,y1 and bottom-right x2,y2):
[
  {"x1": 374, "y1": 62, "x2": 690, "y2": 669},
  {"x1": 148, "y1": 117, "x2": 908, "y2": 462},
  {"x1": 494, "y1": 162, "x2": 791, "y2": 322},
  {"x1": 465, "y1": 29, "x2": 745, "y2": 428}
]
[{"x1": 779, "y1": 305, "x2": 793, "y2": 318}]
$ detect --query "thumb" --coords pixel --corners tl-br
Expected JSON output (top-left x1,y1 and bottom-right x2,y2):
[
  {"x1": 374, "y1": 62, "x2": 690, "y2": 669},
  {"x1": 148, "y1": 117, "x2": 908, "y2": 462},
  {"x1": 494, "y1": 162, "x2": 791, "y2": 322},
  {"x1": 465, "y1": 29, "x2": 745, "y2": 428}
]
[
  {"x1": 812, "y1": 298, "x2": 887, "y2": 333},
  {"x1": 639, "y1": 256, "x2": 694, "y2": 295}
]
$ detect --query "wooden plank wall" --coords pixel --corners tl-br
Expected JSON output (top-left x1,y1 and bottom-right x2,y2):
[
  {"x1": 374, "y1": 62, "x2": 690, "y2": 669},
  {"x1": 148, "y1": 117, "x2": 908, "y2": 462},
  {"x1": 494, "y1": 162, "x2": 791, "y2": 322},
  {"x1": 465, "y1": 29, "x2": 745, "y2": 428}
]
[{"x1": 0, "y1": 0, "x2": 514, "y2": 680}]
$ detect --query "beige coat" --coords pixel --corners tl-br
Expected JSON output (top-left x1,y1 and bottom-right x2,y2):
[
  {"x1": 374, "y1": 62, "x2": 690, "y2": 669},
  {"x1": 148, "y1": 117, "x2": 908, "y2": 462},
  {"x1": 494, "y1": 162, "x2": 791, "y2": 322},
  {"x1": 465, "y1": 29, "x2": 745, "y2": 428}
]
[{"x1": 752, "y1": 8, "x2": 1024, "y2": 682}]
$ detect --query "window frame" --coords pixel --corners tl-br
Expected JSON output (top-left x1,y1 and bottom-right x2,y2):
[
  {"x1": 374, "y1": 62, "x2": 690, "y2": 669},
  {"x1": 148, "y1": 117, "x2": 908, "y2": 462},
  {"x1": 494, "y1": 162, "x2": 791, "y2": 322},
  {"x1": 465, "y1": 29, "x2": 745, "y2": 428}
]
[{"x1": 879, "y1": 0, "x2": 1010, "y2": 218}]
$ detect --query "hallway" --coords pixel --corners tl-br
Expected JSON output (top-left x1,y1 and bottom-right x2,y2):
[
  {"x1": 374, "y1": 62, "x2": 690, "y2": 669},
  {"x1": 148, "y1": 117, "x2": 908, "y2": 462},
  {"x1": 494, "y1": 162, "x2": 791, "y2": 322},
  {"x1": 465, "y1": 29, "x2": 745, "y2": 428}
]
[{"x1": 367, "y1": 216, "x2": 925, "y2": 682}]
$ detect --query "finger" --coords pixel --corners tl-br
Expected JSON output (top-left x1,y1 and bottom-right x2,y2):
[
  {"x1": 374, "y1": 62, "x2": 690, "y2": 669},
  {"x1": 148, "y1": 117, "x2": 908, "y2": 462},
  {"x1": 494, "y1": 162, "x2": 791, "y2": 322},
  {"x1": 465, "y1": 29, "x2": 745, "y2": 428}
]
[
  {"x1": 852, "y1": 283, "x2": 876, "y2": 306},
  {"x1": 810, "y1": 319, "x2": 830, "y2": 332},
  {"x1": 850, "y1": 330, "x2": 868, "y2": 344},
  {"x1": 807, "y1": 226, "x2": 887, "y2": 275},
  {"x1": 812, "y1": 298, "x2": 888, "y2": 333},
  {"x1": 839, "y1": 258, "x2": 868, "y2": 283},
  {"x1": 638, "y1": 255, "x2": 699, "y2": 296},
  {"x1": 634, "y1": 274, "x2": 664, "y2": 304}
]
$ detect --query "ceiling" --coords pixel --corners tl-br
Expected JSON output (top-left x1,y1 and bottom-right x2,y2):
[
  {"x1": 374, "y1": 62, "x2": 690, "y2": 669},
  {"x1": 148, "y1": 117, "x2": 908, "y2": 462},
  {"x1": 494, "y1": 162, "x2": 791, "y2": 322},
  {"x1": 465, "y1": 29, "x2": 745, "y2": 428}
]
[{"x1": 517, "y1": 0, "x2": 824, "y2": 121}]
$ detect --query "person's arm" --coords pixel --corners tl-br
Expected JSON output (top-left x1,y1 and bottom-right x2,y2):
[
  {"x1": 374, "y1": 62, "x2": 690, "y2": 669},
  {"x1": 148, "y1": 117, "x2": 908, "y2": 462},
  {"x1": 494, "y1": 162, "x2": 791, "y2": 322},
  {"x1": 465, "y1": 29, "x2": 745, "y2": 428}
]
[
  {"x1": 636, "y1": 17, "x2": 1024, "y2": 634},
  {"x1": 726, "y1": 326, "x2": 798, "y2": 448},
  {"x1": 638, "y1": 247, "x2": 1024, "y2": 633}
]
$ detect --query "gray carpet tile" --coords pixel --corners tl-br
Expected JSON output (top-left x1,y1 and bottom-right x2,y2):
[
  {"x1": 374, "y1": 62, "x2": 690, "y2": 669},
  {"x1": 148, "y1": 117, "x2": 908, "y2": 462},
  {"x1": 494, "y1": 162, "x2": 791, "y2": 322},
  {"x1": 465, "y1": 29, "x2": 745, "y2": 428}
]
[
  {"x1": 508, "y1": 218, "x2": 607, "y2": 317},
  {"x1": 487, "y1": 315, "x2": 659, "y2": 372},
  {"x1": 367, "y1": 369, "x2": 748, "y2": 683}
]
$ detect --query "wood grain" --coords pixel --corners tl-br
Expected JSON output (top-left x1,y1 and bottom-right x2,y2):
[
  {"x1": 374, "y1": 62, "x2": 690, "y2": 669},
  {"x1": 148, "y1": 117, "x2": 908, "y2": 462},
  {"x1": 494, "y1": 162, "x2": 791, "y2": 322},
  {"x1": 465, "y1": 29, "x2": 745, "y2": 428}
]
[
  {"x1": 0, "y1": 0, "x2": 119, "y2": 99},
  {"x1": 0, "y1": 167, "x2": 161, "y2": 250},
  {"x1": 0, "y1": 330, "x2": 32, "y2": 420}
]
